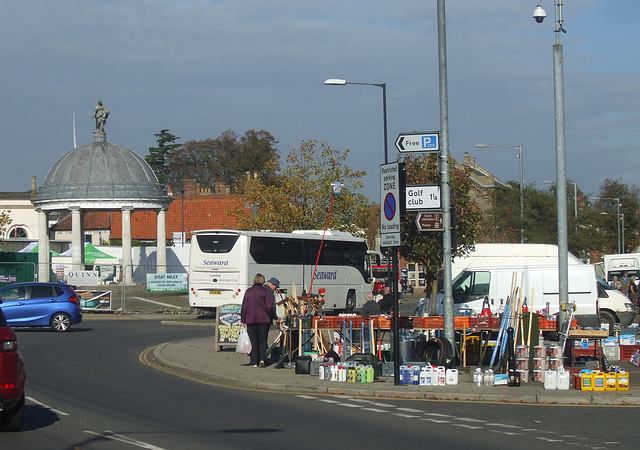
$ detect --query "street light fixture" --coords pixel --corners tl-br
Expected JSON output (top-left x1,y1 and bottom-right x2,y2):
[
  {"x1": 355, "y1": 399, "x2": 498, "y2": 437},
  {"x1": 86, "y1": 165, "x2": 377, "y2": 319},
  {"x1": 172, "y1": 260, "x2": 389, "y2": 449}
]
[
  {"x1": 593, "y1": 197, "x2": 622, "y2": 254},
  {"x1": 475, "y1": 143, "x2": 524, "y2": 243},
  {"x1": 323, "y1": 79, "x2": 388, "y2": 164}
]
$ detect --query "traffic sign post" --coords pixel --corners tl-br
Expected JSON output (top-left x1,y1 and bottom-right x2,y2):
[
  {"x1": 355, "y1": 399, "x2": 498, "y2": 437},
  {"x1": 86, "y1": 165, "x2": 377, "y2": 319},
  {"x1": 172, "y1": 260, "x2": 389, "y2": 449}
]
[
  {"x1": 415, "y1": 212, "x2": 444, "y2": 231},
  {"x1": 395, "y1": 132, "x2": 440, "y2": 153},
  {"x1": 380, "y1": 163, "x2": 403, "y2": 247}
]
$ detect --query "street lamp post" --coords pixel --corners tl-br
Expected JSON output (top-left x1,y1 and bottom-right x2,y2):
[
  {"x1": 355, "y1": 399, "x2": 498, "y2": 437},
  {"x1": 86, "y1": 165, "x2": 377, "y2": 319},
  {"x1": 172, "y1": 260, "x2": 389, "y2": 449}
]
[
  {"x1": 533, "y1": 0, "x2": 569, "y2": 316},
  {"x1": 593, "y1": 197, "x2": 621, "y2": 254},
  {"x1": 324, "y1": 77, "x2": 401, "y2": 382},
  {"x1": 475, "y1": 143, "x2": 524, "y2": 243},
  {"x1": 180, "y1": 189, "x2": 185, "y2": 247}
]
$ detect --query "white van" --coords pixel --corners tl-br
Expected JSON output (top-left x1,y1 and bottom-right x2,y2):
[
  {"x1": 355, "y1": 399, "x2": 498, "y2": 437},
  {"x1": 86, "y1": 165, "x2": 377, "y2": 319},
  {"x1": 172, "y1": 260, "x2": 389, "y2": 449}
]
[
  {"x1": 450, "y1": 243, "x2": 583, "y2": 279},
  {"x1": 436, "y1": 264, "x2": 608, "y2": 328},
  {"x1": 601, "y1": 253, "x2": 640, "y2": 282}
]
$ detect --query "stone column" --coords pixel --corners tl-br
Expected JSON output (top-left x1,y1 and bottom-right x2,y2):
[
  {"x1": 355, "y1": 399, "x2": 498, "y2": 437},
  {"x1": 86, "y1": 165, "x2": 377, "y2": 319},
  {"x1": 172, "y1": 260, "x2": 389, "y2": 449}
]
[
  {"x1": 70, "y1": 206, "x2": 83, "y2": 271},
  {"x1": 156, "y1": 208, "x2": 167, "y2": 274},
  {"x1": 121, "y1": 206, "x2": 133, "y2": 285},
  {"x1": 37, "y1": 209, "x2": 49, "y2": 282}
]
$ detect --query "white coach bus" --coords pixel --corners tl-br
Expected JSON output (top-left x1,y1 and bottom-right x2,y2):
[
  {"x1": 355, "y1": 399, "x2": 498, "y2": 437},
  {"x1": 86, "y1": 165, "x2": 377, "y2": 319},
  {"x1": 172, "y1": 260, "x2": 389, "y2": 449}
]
[{"x1": 188, "y1": 229, "x2": 373, "y2": 313}]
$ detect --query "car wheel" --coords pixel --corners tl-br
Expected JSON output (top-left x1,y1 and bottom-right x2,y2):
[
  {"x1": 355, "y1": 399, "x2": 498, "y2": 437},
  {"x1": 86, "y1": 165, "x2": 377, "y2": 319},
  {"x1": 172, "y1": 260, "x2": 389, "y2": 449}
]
[
  {"x1": 599, "y1": 310, "x2": 617, "y2": 336},
  {"x1": 51, "y1": 312, "x2": 72, "y2": 332},
  {"x1": 0, "y1": 393, "x2": 25, "y2": 432}
]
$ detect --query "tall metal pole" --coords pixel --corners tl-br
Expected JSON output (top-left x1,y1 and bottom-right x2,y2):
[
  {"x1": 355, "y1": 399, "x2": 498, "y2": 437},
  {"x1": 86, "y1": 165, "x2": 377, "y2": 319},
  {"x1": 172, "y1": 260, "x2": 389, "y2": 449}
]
[
  {"x1": 518, "y1": 145, "x2": 524, "y2": 243},
  {"x1": 181, "y1": 189, "x2": 185, "y2": 247},
  {"x1": 551, "y1": 0, "x2": 569, "y2": 311},
  {"x1": 437, "y1": 0, "x2": 454, "y2": 346}
]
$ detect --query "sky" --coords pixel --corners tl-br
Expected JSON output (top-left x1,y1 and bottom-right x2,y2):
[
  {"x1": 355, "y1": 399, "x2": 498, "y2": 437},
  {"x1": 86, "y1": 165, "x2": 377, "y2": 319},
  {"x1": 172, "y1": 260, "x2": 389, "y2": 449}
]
[{"x1": 1, "y1": 0, "x2": 639, "y2": 202}]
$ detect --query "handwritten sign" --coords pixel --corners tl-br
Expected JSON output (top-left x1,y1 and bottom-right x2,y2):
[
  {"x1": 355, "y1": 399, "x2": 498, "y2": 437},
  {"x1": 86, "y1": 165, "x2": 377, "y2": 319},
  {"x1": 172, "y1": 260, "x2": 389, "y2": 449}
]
[{"x1": 215, "y1": 303, "x2": 242, "y2": 351}]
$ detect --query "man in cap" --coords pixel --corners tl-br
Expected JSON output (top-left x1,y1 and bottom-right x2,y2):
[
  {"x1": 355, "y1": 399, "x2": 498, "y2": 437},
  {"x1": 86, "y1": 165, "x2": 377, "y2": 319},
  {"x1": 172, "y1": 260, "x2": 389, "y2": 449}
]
[{"x1": 265, "y1": 277, "x2": 280, "y2": 322}]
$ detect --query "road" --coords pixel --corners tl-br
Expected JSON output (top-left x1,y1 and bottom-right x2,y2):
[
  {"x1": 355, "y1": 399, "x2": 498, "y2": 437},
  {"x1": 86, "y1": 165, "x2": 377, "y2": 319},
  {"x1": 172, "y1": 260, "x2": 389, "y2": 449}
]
[{"x1": 3, "y1": 317, "x2": 637, "y2": 449}]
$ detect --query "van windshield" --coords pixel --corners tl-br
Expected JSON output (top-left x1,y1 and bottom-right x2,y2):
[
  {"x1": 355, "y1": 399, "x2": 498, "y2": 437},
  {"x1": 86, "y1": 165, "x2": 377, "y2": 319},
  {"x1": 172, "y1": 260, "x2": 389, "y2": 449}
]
[{"x1": 452, "y1": 270, "x2": 491, "y2": 304}]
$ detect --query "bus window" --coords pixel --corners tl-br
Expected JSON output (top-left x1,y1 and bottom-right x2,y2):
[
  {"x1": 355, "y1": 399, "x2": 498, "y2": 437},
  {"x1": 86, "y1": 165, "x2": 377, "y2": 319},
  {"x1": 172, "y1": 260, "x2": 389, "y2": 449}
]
[{"x1": 195, "y1": 234, "x2": 239, "y2": 254}]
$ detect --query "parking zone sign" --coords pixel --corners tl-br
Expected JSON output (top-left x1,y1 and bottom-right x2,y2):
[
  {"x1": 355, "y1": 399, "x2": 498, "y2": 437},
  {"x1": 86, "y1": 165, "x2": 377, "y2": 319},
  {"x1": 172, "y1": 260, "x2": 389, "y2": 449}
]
[{"x1": 380, "y1": 162, "x2": 402, "y2": 247}]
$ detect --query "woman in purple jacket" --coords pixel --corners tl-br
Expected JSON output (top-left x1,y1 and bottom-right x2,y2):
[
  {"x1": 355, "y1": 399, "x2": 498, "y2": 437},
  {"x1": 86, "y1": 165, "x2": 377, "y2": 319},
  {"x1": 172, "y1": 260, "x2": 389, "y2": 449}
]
[{"x1": 241, "y1": 273, "x2": 275, "y2": 367}]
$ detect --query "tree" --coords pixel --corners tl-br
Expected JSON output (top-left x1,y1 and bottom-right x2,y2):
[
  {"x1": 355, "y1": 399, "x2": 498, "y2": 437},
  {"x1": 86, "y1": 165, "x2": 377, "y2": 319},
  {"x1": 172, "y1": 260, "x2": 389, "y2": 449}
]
[
  {"x1": 399, "y1": 154, "x2": 482, "y2": 284},
  {"x1": 232, "y1": 140, "x2": 377, "y2": 236},
  {"x1": 145, "y1": 129, "x2": 181, "y2": 185},
  {"x1": 165, "y1": 130, "x2": 279, "y2": 192},
  {"x1": 0, "y1": 210, "x2": 11, "y2": 242}
]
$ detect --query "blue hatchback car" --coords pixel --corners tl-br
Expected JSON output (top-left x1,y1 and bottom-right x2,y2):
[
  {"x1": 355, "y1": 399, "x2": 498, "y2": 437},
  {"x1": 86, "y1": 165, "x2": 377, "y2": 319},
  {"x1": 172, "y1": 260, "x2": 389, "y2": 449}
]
[{"x1": 0, "y1": 282, "x2": 82, "y2": 332}]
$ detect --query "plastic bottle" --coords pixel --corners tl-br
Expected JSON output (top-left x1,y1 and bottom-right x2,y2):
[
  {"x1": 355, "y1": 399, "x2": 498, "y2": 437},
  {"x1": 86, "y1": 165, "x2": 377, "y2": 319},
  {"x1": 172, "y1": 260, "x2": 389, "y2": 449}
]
[
  {"x1": 318, "y1": 364, "x2": 325, "y2": 380},
  {"x1": 473, "y1": 368, "x2": 484, "y2": 386},
  {"x1": 399, "y1": 365, "x2": 407, "y2": 385}
]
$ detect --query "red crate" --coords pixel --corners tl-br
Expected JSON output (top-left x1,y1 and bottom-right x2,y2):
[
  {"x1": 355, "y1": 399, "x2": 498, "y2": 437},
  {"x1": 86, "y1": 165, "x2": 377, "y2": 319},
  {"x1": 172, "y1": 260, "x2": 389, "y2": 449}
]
[
  {"x1": 455, "y1": 316, "x2": 470, "y2": 329},
  {"x1": 620, "y1": 345, "x2": 640, "y2": 361}
]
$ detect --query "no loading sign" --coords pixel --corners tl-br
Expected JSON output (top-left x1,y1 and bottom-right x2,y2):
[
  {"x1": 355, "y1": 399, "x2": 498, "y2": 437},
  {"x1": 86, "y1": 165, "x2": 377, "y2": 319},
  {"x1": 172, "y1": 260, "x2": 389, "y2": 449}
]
[{"x1": 384, "y1": 192, "x2": 396, "y2": 221}]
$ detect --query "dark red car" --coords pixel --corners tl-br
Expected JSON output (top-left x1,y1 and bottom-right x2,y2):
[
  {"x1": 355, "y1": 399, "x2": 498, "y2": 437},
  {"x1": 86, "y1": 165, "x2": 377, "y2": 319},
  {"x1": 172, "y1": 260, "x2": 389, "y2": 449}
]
[{"x1": 0, "y1": 308, "x2": 25, "y2": 432}]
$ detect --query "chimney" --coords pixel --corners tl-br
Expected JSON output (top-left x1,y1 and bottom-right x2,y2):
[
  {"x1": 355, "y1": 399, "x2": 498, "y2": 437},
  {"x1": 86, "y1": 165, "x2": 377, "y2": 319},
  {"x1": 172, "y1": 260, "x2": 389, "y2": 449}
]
[{"x1": 30, "y1": 175, "x2": 37, "y2": 197}]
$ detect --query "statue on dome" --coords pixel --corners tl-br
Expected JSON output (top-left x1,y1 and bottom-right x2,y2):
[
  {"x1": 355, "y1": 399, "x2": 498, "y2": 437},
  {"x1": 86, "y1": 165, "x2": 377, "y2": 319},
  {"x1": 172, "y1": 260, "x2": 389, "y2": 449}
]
[{"x1": 93, "y1": 99, "x2": 109, "y2": 133}]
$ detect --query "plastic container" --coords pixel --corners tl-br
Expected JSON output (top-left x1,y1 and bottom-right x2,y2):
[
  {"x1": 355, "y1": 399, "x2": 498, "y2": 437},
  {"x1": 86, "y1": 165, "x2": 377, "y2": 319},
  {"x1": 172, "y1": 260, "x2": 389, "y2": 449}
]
[
  {"x1": 605, "y1": 372, "x2": 617, "y2": 391},
  {"x1": 580, "y1": 370, "x2": 593, "y2": 391},
  {"x1": 473, "y1": 368, "x2": 483, "y2": 386},
  {"x1": 544, "y1": 370, "x2": 557, "y2": 389},
  {"x1": 593, "y1": 371, "x2": 605, "y2": 391},
  {"x1": 556, "y1": 368, "x2": 570, "y2": 390},
  {"x1": 533, "y1": 358, "x2": 548, "y2": 370},
  {"x1": 517, "y1": 369, "x2": 529, "y2": 383},
  {"x1": 365, "y1": 365, "x2": 375, "y2": 383},
  {"x1": 533, "y1": 369, "x2": 545, "y2": 382},
  {"x1": 437, "y1": 366, "x2": 447, "y2": 386},
  {"x1": 399, "y1": 365, "x2": 408, "y2": 385},
  {"x1": 548, "y1": 345, "x2": 562, "y2": 358},
  {"x1": 549, "y1": 358, "x2": 562, "y2": 370},
  {"x1": 411, "y1": 366, "x2": 421, "y2": 385},
  {"x1": 446, "y1": 368, "x2": 459, "y2": 385},
  {"x1": 515, "y1": 358, "x2": 529, "y2": 370},
  {"x1": 617, "y1": 371, "x2": 629, "y2": 391}
]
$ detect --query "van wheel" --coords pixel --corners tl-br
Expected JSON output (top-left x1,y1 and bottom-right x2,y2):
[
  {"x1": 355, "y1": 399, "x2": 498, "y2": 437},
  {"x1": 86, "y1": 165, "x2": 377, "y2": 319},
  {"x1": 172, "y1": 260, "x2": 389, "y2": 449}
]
[{"x1": 599, "y1": 310, "x2": 617, "y2": 336}]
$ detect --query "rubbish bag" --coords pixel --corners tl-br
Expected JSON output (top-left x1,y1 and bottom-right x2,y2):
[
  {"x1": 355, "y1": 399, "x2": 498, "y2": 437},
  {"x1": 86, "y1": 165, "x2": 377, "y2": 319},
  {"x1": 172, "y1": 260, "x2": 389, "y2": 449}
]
[{"x1": 236, "y1": 328, "x2": 252, "y2": 354}]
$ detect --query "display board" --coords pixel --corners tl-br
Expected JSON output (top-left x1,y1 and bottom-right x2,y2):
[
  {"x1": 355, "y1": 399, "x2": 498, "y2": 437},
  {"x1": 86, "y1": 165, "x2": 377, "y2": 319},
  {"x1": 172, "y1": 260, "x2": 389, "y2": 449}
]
[{"x1": 215, "y1": 303, "x2": 242, "y2": 351}]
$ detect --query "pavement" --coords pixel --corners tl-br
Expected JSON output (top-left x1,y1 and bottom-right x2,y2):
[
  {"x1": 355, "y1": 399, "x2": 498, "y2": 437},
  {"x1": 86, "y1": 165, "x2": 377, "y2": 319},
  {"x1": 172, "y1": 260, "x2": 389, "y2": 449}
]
[{"x1": 95, "y1": 311, "x2": 640, "y2": 406}]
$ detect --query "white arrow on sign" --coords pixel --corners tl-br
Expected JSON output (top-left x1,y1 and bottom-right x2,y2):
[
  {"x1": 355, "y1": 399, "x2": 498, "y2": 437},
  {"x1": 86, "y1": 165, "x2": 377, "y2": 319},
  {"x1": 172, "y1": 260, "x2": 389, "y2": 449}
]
[{"x1": 395, "y1": 132, "x2": 440, "y2": 153}]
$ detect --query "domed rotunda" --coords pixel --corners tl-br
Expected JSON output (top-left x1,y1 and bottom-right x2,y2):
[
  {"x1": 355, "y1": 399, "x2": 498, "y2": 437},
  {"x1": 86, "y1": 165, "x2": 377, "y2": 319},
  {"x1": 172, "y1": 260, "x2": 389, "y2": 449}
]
[{"x1": 31, "y1": 102, "x2": 171, "y2": 284}]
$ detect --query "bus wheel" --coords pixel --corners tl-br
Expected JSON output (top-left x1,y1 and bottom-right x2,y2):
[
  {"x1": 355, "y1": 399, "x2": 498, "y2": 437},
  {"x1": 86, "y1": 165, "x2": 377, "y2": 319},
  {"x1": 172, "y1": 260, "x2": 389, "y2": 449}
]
[{"x1": 345, "y1": 291, "x2": 356, "y2": 313}]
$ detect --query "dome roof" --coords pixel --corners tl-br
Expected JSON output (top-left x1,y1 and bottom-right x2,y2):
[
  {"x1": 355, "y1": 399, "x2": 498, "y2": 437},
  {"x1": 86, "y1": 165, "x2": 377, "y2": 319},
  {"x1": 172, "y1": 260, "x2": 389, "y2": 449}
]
[{"x1": 33, "y1": 134, "x2": 170, "y2": 210}]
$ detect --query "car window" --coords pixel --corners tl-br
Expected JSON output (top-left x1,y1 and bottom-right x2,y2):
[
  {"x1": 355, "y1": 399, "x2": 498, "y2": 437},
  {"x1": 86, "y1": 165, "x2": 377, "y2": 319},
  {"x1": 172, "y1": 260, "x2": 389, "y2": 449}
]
[
  {"x1": 30, "y1": 285, "x2": 55, "y2": 299},
  {"x1": 1, "y1": 286, "x2": 27, "y2": 301}
]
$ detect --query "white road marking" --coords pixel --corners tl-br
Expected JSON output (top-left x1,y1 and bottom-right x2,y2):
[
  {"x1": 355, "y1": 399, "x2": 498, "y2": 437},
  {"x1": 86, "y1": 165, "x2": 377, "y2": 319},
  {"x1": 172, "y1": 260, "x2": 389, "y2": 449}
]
[
  {"x1": 85, "y1": 430, "x2": 166, "y2": 449},
  {"x1": 452, "y1": 424, "x2": 484, "y2": 430},
  {"x1": 420, "y1": 418, "x2": 451, "y2": 424},
  {"x1": 26, "y1": 396, "x2": 69, "y2": 416},
  {"x1": 396, "y1": 407, "x2": 423, "y2": 413},
  {"x1": 361, "y1": 407, "x2": 389, "y2": 413},
  {"x1": 392, "y1": 413, "x2": 421, "y2": 419}
]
